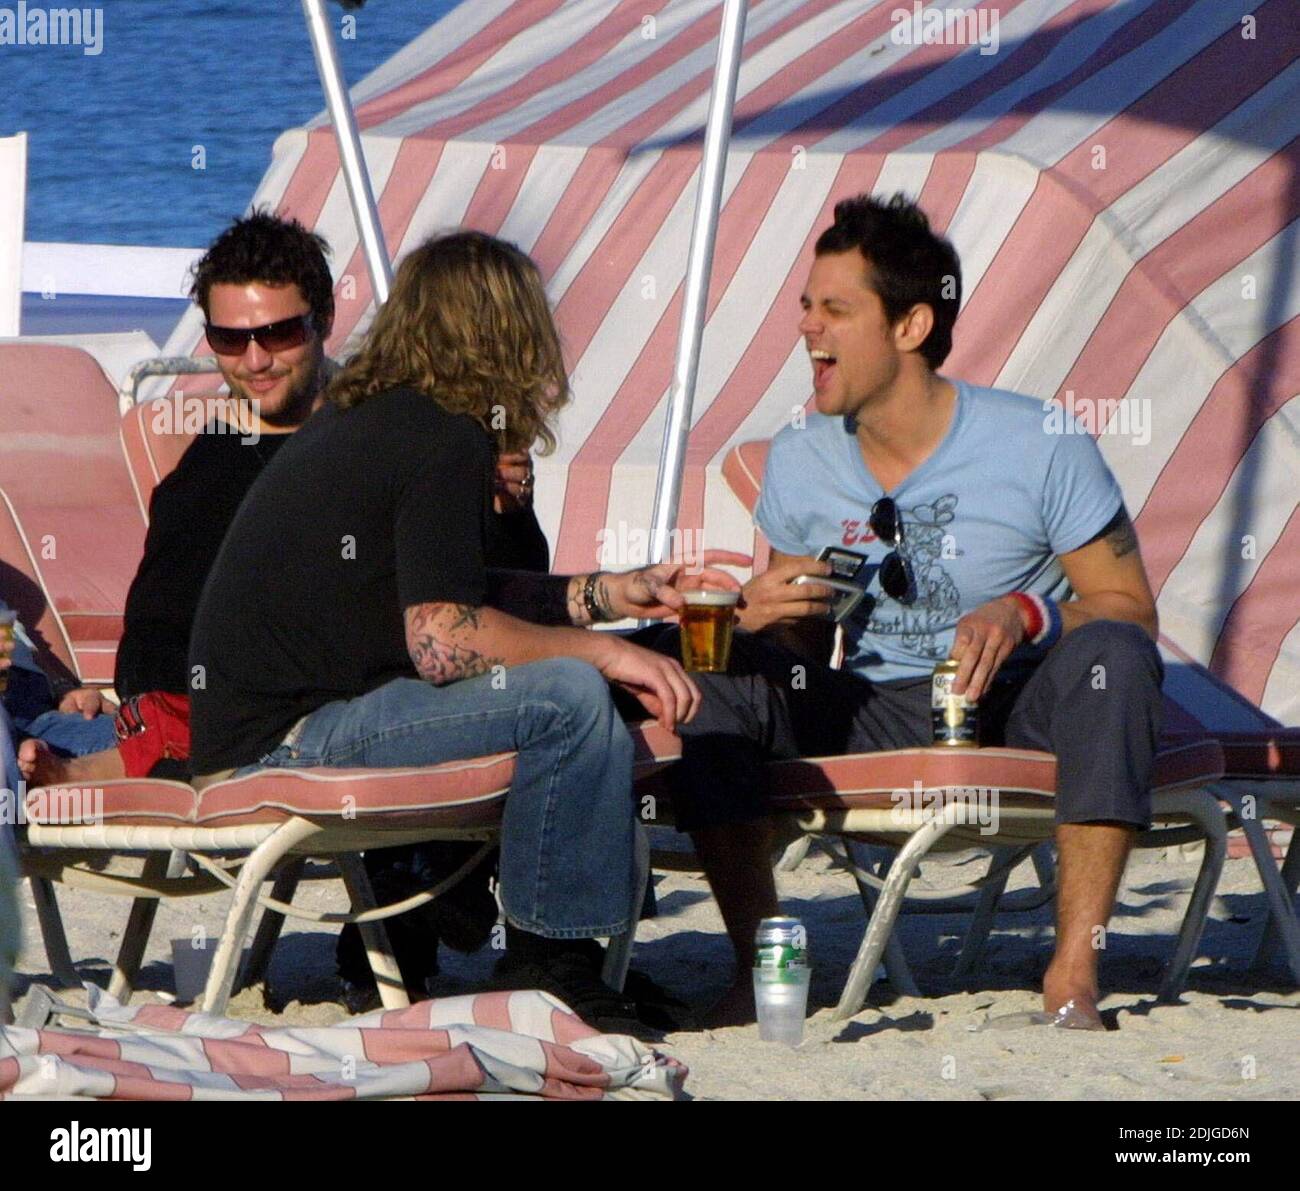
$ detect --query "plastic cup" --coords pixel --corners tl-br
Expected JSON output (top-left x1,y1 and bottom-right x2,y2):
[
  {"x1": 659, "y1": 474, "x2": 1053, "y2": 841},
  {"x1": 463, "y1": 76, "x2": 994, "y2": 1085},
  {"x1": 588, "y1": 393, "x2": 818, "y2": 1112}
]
[
  {"x1": 753, "y1": 966, "x2": 811, "y2": 1045},
  {"x1": 679, "y1": 589, "x2": 739, "y2": 673}
]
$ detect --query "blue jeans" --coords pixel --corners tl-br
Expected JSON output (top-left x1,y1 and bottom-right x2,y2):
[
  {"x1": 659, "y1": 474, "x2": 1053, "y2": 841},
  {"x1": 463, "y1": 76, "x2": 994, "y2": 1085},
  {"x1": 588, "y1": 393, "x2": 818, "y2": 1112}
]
[
  {"x1": 4, "y1": 666, "x2": 117, "y2": 758},
  {"x1": 235, "y1": 659, "x2": 637, "y2": 940}
]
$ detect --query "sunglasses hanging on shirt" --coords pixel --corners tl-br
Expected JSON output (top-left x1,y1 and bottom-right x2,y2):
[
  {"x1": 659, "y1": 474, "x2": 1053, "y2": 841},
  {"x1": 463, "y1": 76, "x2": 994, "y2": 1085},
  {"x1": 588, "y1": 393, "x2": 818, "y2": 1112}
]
[{"x1": 869, "y1": 497, "x2": 917, "y2": 604}]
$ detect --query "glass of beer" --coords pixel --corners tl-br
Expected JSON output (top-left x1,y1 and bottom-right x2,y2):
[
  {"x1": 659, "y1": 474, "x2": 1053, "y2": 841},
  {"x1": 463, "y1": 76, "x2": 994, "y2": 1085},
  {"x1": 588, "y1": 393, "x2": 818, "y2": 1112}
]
[
  {"x1": 0, "y1": 610, "x2": 15, "y2": 695},
  {"x1": 679, "y1": 590, "x2": 739, "y2": 673}
]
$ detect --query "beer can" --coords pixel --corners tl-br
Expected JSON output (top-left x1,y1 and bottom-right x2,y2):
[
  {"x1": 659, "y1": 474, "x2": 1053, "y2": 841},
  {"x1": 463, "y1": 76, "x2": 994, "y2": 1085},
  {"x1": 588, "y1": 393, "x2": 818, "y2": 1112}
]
[
  {"x1": 932, "y1": 657, "x2": 978, "y2": 747},
  {"x1": 754, "y1": 916, "x2": 808, "y2": 978}
]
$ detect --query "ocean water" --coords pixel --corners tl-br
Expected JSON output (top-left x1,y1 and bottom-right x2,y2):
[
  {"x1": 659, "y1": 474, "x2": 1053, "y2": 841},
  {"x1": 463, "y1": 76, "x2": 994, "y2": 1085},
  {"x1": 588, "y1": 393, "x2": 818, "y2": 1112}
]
[{"x1": 1, "y1": 0, "x2": 462, "y2": 248}]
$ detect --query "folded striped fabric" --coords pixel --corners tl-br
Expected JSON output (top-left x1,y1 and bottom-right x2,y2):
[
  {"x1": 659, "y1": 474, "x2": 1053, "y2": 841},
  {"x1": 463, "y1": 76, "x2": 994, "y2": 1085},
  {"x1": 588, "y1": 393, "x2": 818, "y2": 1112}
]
[{"x1": 0, "y1": 987, "x2": 686, "y2": 1101}]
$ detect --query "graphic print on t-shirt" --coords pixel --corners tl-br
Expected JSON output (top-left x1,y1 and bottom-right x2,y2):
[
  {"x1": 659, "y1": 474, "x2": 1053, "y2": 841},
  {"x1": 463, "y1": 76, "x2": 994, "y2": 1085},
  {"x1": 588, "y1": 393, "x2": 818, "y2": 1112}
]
[{"x1": 860, "y1": 494, "x2": 961, "y2": 664}]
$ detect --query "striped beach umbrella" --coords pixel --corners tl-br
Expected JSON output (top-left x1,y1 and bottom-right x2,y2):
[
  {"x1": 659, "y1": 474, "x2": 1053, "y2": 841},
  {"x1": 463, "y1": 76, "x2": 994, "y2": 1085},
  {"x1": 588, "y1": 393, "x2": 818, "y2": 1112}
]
[{"x1": 164, "y1": 0, "x2": 1300, "y2": 723}]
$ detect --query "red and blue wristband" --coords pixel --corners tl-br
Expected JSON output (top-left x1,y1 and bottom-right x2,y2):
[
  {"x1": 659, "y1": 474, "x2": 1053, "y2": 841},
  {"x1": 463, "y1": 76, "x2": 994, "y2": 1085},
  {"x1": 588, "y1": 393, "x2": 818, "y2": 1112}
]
[{"x1": 1007, "y1": 592, "x2": 1061, "y2": 649}]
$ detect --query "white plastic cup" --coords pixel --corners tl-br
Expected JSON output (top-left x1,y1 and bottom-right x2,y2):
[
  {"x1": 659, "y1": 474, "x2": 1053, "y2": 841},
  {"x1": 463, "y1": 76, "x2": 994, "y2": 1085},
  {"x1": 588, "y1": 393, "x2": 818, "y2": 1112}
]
[{"x1": 753, "y1": 966, "x2": 811, "y2": 1045}]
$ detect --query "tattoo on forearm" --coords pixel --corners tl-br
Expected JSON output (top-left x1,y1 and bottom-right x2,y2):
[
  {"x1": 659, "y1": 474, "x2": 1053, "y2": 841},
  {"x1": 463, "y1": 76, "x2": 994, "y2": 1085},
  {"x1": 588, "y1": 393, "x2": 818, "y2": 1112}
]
[
  {"x1": 594, "y1": 578, "x2": 616, "y2": 622},
  {"x1": 405, "y1": 603, "x2": 502, "y2": 684},
  {"x1": 449, "y1": 605, "x2": 483, "y2": 632}
]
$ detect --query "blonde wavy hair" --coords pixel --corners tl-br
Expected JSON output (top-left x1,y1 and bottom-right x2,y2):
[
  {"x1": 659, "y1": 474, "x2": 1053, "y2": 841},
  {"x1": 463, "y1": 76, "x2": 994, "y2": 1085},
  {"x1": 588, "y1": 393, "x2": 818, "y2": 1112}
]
[{"x1": 329, "y1": 231, "x2": 569, "y2": 454}]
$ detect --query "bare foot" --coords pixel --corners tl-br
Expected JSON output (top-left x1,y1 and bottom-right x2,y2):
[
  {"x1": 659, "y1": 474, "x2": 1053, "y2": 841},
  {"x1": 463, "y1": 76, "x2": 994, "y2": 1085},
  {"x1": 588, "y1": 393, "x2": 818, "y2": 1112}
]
[
  {"x1": 18, "y1": 738, "x2": 73, "y2": 787},
  {"x1": 18, "y1": 739, "x2": 123, "y2": 787},
  {"x1": 701, "y1": 980, "x2": 757, "y2": 1029},
  {"x1": 1043, "y1": 963, "x2": 1105, "y2": 1030}
]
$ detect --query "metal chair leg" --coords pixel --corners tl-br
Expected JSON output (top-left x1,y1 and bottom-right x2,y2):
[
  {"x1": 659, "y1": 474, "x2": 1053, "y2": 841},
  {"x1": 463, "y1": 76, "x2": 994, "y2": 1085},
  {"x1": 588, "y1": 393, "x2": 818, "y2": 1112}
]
[
  {"x1": 28, "y1": 874, "x2": 80, "y2": 988},
  {"x1": 338, "y1": 852, "x2": 409, "y2": 1011},
  {"x1": 105, "y1": 851, "x2": 173, "y2": 1003},
  {"x1": 1257, "y1": 824, "x2": 1300, "y2": 972},
  {"x1": 1227, "y1": 786, "x2": 1300, "y2": 981},
  {"x1": 833, "y1": 811, "x2": 960, "y2": 1021},
  {"x1": 238, "y1": 857, "x2": 305, "y2": 992},
  {"x1": 841, "y1": 838, "x2": 921, "y2": 998},
  {"x1": 952, "y1": 845, "x2": 1033, "y2": 981},
  {"x1": 200, "y1": 818, "x2": 319, "y2": 1016},
  {"x1": 1154, "y1": 789, "x2": 1227, "y2": 1003},
  {"x1": 775, "y1": 834, "x2": 812, "y2": 873}
]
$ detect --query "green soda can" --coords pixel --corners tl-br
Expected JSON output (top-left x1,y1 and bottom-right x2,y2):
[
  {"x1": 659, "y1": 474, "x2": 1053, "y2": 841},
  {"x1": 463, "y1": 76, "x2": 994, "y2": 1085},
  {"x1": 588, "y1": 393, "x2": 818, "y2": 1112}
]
[{"x1": 754, "y1": 916, "x2": 808, "y2": 978}]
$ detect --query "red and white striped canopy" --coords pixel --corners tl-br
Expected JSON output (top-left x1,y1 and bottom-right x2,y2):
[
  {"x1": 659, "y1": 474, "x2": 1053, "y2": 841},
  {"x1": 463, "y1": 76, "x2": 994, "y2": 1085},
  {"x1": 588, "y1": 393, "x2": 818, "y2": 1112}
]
[{"x1": 163, "y1": 0, "x2": 1299, "y2": 723}]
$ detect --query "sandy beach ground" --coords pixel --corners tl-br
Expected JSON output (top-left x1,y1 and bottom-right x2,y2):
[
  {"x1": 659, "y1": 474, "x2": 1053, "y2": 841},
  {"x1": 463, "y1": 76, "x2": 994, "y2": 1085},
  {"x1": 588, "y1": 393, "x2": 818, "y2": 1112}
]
[{"x1": 11, "y1": 840, "x2": 1298, "y2": 1101}]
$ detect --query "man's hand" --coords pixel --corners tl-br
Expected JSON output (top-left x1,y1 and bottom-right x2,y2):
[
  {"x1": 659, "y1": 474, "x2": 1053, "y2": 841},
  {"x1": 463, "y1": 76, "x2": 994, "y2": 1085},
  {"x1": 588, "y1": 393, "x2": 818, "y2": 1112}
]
[
  {"x1": 950, "y1": 597, "x2": 1028, "y2": 702},
  {"x1": 57, "y1": 687, "x2": 116, "y2": 719},
  {"x1": 605, "y1": 550, "x2": 751, "y2": 620},
  {"x1": 493, "y1": 451, "x2": 534, "y2": 516},
  {"x1": 588, "y1": 634, "x2": 701, "y2": 733},
  {"x1": 0, "y1": 630, "x2": 12, "y2": 675},
  {"x1": 735, "y1": 553, "x2": 834, "y2": 634}
]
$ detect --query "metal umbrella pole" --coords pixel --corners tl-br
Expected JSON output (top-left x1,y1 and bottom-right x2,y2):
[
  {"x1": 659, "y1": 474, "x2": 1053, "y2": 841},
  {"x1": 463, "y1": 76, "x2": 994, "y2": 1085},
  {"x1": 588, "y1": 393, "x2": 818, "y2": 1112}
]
[
  {"x1": 647, "y1": 0, "x2": 748, "y2": 567},
  {"x1": 301, "y1": 0, "x2": 393, "y2": 305}
]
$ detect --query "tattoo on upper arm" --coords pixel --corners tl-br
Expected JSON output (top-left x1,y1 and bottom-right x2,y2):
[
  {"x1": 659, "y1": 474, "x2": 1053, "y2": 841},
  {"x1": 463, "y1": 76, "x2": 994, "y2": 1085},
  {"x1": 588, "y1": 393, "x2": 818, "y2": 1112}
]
[
  {"x1": 1081, "y1": 505, "x2": 1139, "y2": 559},
  {"x1": 404, "y1": 602, "x2": 501, "y2": 684},
  {"x1": 1101, "y1": 506, "x2": 1139, "y2": 559}
]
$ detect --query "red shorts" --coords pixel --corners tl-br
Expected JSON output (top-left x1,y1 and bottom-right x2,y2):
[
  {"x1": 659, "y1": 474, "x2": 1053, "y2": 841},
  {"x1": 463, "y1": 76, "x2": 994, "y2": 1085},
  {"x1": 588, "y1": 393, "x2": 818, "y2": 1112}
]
[{"x1": 114, "y1": 692, "x2": 191, "y2": 778}]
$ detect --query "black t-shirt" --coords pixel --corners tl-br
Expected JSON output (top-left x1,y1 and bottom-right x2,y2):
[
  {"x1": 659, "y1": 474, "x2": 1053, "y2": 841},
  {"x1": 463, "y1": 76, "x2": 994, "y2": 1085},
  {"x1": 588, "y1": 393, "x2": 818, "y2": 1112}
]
[
  {"x1": 115, "y1": 428, "x2": 292, "y2": 699},
  {"x1": 189, "y1": 387, "x2": 499, "y2": 774},
  {"x1": 116, "y1": 413, "x2": 549, "y2": 703}
]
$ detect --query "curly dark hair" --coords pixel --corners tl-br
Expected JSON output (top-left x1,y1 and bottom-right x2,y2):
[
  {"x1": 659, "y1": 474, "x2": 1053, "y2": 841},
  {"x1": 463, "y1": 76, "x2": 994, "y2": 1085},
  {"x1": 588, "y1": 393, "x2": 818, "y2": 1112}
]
[
  {"x1": 189, "y1": 209, "x2": 334, "y2": 324},
  {"x1": 815, "y1": 193, "x2": 962, "y2": 370}
]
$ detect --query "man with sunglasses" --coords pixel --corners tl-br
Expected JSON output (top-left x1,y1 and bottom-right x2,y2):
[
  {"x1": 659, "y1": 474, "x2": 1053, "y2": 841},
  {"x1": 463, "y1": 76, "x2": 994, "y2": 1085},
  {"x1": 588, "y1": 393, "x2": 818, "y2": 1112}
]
[{"x1": 674, "y1": 194, "x2": 1162, "y2": 1031}]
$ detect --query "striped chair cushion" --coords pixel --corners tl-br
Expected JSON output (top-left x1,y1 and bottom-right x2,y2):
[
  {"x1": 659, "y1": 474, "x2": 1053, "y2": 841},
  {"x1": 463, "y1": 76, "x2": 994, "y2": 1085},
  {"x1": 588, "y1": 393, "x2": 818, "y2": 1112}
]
[
  {"x1": 25, "y1": 725, "x2": 683, "y2": 830},
  {"x1": 25, "y1": 755, "x2": 515, "y2": 831},
  {"x1": 194, "y1": 757, "x2": 516, "y2": 830},
  {"x1": 764, "y1": 740, "x2": 1223, "y2": 813}
]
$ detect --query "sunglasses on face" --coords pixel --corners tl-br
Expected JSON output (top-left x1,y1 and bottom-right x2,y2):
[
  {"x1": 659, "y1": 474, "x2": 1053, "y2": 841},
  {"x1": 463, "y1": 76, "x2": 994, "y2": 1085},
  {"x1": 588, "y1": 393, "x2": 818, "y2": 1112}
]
[
  {"x1": 869, "y1": 497, "x2": 916, "y2": 603},
  {"x1": 204, "y1": 313, "x2": 313, "y2": 356}
]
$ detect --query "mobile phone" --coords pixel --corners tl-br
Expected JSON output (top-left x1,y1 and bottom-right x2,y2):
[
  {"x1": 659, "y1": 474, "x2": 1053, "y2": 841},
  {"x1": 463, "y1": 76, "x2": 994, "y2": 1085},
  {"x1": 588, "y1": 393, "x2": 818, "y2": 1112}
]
[
  {"x1": 792, "y1": 574, "x2": 866, "y2": 622},
  {"x1": 817, "y1": 546, "x2": 869, "y2": 582}
]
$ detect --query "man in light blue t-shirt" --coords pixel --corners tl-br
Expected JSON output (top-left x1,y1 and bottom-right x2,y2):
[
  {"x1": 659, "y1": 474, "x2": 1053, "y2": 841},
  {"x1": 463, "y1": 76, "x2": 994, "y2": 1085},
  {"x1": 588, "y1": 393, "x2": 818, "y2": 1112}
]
[{"x1": 674, "y1": 194, "x2": 1163, "y2": 1030}]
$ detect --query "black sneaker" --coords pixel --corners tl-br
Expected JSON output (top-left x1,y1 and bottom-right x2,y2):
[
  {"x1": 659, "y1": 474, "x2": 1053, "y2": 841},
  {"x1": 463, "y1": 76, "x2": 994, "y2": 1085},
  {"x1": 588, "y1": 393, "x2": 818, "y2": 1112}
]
[
  {"x1": 621, "y1": 969, "x2": 691, "y2": 1032},
  {"x1": 336, "y1": 920, "x2": 438, "y2": 1012},
  {"x1": 493, "y1": 950, "x2": 648, "y2": 1037}
]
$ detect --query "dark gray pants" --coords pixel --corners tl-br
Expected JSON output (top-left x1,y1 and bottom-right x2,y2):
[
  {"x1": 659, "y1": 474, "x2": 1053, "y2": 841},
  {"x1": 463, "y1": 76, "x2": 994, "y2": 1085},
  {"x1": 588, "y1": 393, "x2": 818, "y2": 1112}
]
[{"x1": 654, "y1": 620, "x2": 1163, "y2": 832}]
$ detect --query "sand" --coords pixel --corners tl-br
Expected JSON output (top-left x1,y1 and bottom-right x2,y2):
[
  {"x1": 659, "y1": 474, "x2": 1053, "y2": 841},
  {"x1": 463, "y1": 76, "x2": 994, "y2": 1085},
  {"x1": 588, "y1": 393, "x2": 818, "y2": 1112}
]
[{"x1": 10, "y1": 842, "x2": 1298, "y2": 1101}]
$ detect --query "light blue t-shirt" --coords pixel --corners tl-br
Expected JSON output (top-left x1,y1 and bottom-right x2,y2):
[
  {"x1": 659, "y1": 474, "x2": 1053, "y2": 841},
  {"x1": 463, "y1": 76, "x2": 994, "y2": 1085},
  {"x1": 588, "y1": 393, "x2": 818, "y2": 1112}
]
[{"x1": 755, "y1": 380, "x2": 1123, "y2": 683}]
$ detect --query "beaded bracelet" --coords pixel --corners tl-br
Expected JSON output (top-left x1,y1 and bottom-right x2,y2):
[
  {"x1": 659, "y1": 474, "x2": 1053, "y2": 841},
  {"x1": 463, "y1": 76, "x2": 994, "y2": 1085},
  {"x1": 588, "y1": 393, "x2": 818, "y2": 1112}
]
[{"x1": 582, "y1": 571, "x2": 610, "y2": 623}]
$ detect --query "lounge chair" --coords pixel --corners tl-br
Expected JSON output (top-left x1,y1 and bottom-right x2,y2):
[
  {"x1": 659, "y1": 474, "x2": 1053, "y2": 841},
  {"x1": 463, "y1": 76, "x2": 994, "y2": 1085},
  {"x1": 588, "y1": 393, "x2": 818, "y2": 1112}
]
[
  {"x1": 21, "y1": 720, "x2": 681, "y2": 1016},
  {"x1": 0, "y1": 343, "x2": 145, "y2": 685}
]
